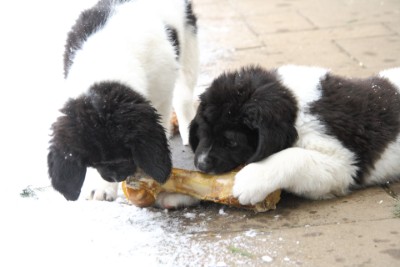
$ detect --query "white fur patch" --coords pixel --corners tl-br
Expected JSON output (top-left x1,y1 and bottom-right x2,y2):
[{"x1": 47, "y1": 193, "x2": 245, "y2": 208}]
[
  {"x1": 197, "y1": 152, "x2": 208, "y2": 166},
  {"x1": 365, "y1": 135, "x2": 400, "y2": 185},
  {"x1": 379, "y1": 67, "x2": 400, "y2": 89},
  {"x1": 233, "y1": 124, "x2": 359, "y2": 204},
  {"x1": 366, "y1": 67, "x2": 400, "y2": 184},
  {"x1": 277, "y1": 65, "x2": 328, "y2": 109}
]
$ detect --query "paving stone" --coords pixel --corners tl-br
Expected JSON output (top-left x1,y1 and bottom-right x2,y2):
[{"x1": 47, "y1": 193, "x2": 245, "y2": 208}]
[
  {"x1": 336, "y1": 35, "x2": 400, "y2": 71},
  {"x1": 297, "y1": 0, "x2": 400, "y2": 28},
  {"x1": 243, "y1": 11, "x2": 316, "y2": 35},
  {"x1": 194, "y1": 0, "x2": 239, "y2": 20},
  {"x1": 384, "y1": 20, "x2": 400, "y2": 35}
]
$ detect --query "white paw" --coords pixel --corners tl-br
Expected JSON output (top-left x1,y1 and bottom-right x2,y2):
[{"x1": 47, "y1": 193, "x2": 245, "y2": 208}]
[
  {"x1": 179, "y1": 126, "x2": 190, "y2": 146},
  {"x1": 155, "y1": 192, "x2": 200, "y2": 209},
  {"x1": 88, "y1": 182, "x2": 118, "y2": 201},
  {"x1": 232, "y1": 163, "x2": 278, "y2": 205}
]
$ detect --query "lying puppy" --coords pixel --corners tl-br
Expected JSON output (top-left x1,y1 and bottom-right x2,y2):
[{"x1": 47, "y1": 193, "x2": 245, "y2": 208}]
[
  {"x1": 189, "y1": 65, "x2": 400, "y2": 205},
  {"x1": 48, "y1": 0, "x2": 199, "y2": 204}
]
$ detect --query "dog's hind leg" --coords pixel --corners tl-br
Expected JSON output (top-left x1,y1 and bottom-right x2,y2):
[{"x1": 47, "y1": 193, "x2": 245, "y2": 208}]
[
  {"x1": 154, "y1": 192, "x2": 200, "y2": 209},
  {"x1": 173, "y1": 28, "x2": 199, "y2": 145}
]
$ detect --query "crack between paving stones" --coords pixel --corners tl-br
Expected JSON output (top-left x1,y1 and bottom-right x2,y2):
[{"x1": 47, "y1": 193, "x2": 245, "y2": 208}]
[
  {"x1": 381, "y1": 22, "x2": 400, "y2": 36},
  {"x1": 235, "y1": 45, "x2": 265, "y2": 51},
  {"x1": 331, "y1": 39, "x2": 366, "y2": 68},
  {"x1": 185, "y1": 217, "x2": 398, "y2": 236},
  {"x1": 381, "y1": 183, "x2": 399, "y2": 200},
  {"x1": 227, "y1": 0, "x2": 267, "y2": 48},
  {"x1": 296, "y1": 10, "x2": 318, "y2": 29}
]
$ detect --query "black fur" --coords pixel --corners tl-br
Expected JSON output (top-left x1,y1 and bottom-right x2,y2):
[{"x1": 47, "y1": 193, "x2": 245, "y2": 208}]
[
  {"x1": 189, "y1": 66, "x2": 298, "y2": 173},
  {"x1": 184, "y1": 0, "x2": 197, "y2": 33},
  {"x1": 64, "y1": 0, "x2": 197, "y2": 77},
  {"x1": 165, "y1": 26, "x2": 180, "y2": 59},
  {"x1": 48, "y1": 82, "x2": 171, "y2": 200},
  {"x1": 311, "y1": 74, "x2": 400, "y2": 183},
  {"x1": 63, "y1": 0, "x2": 114, "y2": 77}
]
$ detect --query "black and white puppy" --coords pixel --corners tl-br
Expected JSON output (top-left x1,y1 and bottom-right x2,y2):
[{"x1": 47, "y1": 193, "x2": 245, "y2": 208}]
[
  {"x1": 189, "y1": 65, "x2": 400, "y2": 205},
  {"x1": 48, "y1": 0, "x2": 199, "y2": 204}
]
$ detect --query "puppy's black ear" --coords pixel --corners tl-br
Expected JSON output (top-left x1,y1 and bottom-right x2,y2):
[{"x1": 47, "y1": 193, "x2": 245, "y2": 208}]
[
  {"x1": 48, "y1": 146, "x2": 87, "y2": 201},
  {"x1": 127, "y1": 105, "x2": 172, "y2": 184},
  {"x1": 242, "y1": 84, "x2": 298, "y2": 163},
  {"x1": 189, "y1": 115, "x2": 200, "y2": 152}
]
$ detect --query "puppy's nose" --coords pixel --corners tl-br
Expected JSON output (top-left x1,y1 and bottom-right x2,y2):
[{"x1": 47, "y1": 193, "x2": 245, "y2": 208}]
[
  {"x1": 103, "y1": 174, "x2": 126, "y2": 183},
  {"x1": 115, "y1": 175, "x2": 127, "y2": 182},
  {"x1": 195, "y1": 153, "x2": 213, "y2": 172}
]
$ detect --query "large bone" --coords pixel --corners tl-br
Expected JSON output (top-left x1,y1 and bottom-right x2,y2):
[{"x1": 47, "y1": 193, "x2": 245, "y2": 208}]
[{"x1": 122, "y1": 168, "x2": 281, "y2": 212}]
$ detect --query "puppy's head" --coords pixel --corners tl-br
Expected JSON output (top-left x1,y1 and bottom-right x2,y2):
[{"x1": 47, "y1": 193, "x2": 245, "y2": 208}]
[
  {"x1": 189, "y1": 66, "x2": 298, "y2": 174},
  {"x1": 48, "y1": 82, "x2": 171, "y2": 200}
]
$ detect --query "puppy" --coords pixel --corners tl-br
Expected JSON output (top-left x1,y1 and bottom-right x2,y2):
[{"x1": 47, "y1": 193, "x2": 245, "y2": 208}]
[
  {"x1": 189, "y1": 65, "x2": 400, "y2": 205},
  {"x1": 48, "y1": 0, "x2": 199, "y2": 205}
]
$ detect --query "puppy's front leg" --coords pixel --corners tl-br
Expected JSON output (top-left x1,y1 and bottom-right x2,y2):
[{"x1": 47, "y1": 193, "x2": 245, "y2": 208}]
[
  {"x1": 173, "y1": 30, "x2": 199, "y2": 145},
  {"x1": 173, "y1": 69, "x2": 198, "y2": 145},
  {"x1": 89, "y1": 180, "x2": 119, "y2": 201},
  {"x1": 233, "y1": 147, "x2": 356, "y2": 205}
]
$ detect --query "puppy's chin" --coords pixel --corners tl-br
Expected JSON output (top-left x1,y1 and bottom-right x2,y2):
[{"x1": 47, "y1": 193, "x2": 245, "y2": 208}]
[
  {"x1": 194, "y1": 157, "x2": 239, "y2": 174},
  {"x1": 94, "y1": 160, "x2": 137, "y2": 183},
  {"x1": 100, "y1": 175, "x2": 127, "y2": 183},
  {"x1": 198, "y1": 167, "x2": 237, "y2": 175}
]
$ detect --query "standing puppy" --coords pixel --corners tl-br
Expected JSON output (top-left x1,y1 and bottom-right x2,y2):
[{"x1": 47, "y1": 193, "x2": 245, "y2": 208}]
[
  {"x1": 189, "y1": 65, "x2": 400, "y2": 205},
  {"x1": 48, "y1": 0, "x2": 199, "y2": 203}
]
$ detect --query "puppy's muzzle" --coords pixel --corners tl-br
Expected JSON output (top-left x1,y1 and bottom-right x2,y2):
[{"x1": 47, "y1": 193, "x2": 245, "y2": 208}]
[{"x1": 195, "y1": 152, "x2": 215, "y2": 173}]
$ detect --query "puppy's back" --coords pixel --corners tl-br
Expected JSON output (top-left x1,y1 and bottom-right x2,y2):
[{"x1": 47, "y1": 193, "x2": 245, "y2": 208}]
[{"x1": 64, "y1": 0, "x2": 193, "y2": 99}]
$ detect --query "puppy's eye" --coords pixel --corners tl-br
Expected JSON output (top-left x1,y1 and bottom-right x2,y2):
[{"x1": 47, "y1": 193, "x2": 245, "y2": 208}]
[
  {"x1": 224, "y1": 131, "x2": 241, "y2": 148},
  {"x1": 227, "y1": 139, "x2": 238, "y2": 148}
]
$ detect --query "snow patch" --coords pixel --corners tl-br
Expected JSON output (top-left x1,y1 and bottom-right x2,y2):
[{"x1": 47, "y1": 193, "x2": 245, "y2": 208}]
[{"x1": 262, "y1": 255, "x2": 274, "y2": 263}]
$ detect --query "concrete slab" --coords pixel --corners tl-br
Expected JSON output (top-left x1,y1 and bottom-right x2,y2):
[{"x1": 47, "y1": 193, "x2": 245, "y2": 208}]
[
  {"x1": 335, "y1": 35, "x2": 400, "y2": 71},
  {"x1": 257, "y1": 23, "x2": 397, "y2": 76},
  {"x1": 198, "y1": 18, "x2": 263, "y2": 51},
  {"x1": 384, "y1": 20, "x2": 400, "y2": 35},
  {"x1": 228, "y1": 0, "x2": 296, "y2": 16},
  {"x1": 259, "y1": 23, "x2": 394, "y2": 44},
  {"x1": 243, "y1": 11, "x2": 316, "y2": 35},
  {"x1": 194, "y1": 0, "x2": 239, "y2": 20},
  {"x1": 294, "y1": 0, "x2": 400, "y2": 28},
  {"x1": 194, "y1": 0, "x2": 400, "y2": 78}
]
